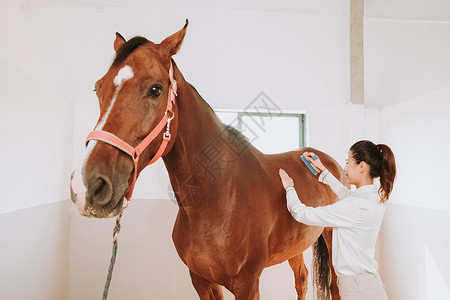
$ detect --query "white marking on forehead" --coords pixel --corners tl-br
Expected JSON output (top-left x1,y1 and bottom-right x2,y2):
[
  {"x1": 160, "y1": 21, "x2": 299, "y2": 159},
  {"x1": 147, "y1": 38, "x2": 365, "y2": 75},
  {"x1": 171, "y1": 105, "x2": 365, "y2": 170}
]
[
  {"x1": 95, "y1": 65, "x2": 134, "y2": 131},
  {"x1": 75, "y1": 65, "x2": 134, "y2": 208},
  {"x1": 113, "y1": 65, "x2": 134, "y2": 87},
  {"x1": 82, "y1": 64, "x2": 134, "y2": 185}
]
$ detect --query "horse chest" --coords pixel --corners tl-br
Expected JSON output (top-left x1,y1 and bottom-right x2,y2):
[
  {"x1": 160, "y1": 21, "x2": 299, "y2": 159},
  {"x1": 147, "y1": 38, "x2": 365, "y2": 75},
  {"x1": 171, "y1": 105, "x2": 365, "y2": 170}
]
[{"x1": 172, "y1": 214, "x2": 246, "y2": 280}]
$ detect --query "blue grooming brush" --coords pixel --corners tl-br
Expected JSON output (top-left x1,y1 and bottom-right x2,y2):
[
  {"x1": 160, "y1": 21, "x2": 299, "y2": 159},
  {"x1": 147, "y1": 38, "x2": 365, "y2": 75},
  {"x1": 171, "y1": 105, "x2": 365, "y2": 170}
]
[{"x1": 301, "y1": 155, "x2": 319, "y2": 175}]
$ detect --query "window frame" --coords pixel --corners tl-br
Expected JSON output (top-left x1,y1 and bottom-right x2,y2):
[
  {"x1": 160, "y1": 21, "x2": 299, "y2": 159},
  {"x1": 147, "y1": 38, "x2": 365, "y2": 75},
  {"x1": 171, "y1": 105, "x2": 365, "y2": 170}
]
[{"x1": 215, "y1": 108, "x2": 307, "y2": 152}]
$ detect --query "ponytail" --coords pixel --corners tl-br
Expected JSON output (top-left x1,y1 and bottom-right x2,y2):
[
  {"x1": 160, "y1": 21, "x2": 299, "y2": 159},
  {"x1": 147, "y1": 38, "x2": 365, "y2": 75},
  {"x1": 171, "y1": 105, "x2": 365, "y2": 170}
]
[
  {"x1": 376, "y1": 144, "x2": 396, "y2": 203},
  {"x1": 350, "y1": 141, "x2": 396, "y2": 203}
]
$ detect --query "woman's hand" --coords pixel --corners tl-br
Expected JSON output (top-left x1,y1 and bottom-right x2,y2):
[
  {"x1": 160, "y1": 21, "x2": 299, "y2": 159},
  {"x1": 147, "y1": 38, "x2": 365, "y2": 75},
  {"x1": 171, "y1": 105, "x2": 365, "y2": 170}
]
[
  {"x1": 279, "y1": 169, "x2": 294, "y2": 189},
  {"x1": 303, "y1": 152, "x2": 326, "y2": 173}
]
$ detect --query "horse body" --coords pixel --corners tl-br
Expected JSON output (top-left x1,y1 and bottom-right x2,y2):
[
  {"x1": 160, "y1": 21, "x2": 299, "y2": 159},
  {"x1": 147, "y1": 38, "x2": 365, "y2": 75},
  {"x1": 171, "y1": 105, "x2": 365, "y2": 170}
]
[
  {"x1": 163, "y1": 63, "x2": 343, "y2": 298},
  {"x1": 70, "y1": 21, "x2": 343, "y2": 299}
]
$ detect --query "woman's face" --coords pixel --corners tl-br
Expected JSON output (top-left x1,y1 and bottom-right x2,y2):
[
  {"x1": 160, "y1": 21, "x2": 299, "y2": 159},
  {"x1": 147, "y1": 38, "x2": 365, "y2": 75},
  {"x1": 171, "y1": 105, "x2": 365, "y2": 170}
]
[{"x1": 344, "y1": 151, "x2": 361, "y2": 185}]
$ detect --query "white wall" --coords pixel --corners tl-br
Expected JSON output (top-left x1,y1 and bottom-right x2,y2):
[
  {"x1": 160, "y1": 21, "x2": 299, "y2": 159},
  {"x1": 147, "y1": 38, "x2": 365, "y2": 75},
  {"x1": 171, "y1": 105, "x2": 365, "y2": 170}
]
[
  {"x1": 0, "y1": 201, "x2": 71, "y2": 300},
  {"x1": 378, "y1": 87, "x2": 450, "y2": 299},
  {"x1": 380, "y1": 87, "x2": 450, "y2": 211},
  {"x1": 365, "y1": 0, "x2": 450, "y2": 108},
  {"x1": 0, "y1": 59, "x2": 73, "y2": 213},
  {"x1": 0, "y1": 60, "x2": 73, "y2": 299},
  {"x1": 364, "y1": 2, "x2": 450, "y2": 298},
  {"x1": 0, "y1": 2, "x2": 74, "y2": 299}
]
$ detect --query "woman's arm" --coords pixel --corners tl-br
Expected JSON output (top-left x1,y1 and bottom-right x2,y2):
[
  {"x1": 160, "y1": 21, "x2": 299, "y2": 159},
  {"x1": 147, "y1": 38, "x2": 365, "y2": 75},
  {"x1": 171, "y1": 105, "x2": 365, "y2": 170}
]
[
  {"x1": 279, "y1": 168, "x2": 359, "y2": 227},
  {"x1": 285, "y1": 186, "x2": 359, "y2": 227},
  {"x1": 303, "y1": 152, "x2": 350, "y2": 200},
  {"x1": 318, "y1": 169, "x2": 351, "y2": 200}
]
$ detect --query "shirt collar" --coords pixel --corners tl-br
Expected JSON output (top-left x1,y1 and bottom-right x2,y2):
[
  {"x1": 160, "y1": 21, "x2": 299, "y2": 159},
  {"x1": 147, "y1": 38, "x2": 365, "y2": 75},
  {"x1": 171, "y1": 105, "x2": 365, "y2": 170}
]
[{"x1": 353, "y1": 184, "x2": 378, "y2": 195}]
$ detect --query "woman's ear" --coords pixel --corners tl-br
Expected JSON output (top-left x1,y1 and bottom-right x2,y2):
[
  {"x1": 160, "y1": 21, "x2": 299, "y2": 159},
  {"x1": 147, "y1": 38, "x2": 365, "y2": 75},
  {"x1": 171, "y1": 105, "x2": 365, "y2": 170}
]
[
  {"x1": 160, "y1": 19, "x2": 189, "y2": 57},
  {"x1": 359, "y1": 161, "x2": 367, "y2": 173}
]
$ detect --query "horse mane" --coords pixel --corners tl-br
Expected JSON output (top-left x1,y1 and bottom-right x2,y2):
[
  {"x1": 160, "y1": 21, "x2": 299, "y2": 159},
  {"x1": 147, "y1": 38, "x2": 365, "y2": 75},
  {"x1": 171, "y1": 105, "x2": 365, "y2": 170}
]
[
  {"x1": 112, "y1": 36, "x2": 150, "y2": 68},
  {"x1": 186, "y1": 83, "x2": 250, "y2": 149},
  {"x1": 224, "y1": 125, "x2": 250, "y2": 146}
]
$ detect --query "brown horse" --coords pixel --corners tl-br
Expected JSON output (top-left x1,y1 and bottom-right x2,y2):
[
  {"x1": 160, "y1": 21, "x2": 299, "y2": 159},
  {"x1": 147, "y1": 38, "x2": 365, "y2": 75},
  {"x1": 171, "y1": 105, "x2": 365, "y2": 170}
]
[{"x1": 70, "y1": 20, "x2": 345, "y2": 299}]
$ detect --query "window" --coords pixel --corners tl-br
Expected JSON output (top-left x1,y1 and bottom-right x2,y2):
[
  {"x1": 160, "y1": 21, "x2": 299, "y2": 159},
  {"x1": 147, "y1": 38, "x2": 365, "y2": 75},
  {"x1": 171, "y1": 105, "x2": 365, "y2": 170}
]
[{"x1": 216, "y1": 110, "x2": 305, "y2": 154}]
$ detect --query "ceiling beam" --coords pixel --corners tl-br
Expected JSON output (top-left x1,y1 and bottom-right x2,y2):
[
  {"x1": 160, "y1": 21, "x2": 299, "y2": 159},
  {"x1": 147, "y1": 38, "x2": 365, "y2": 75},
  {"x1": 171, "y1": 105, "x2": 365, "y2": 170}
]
[{"x1": 350, "y1": 0, "x2": 364, "y2": 104}]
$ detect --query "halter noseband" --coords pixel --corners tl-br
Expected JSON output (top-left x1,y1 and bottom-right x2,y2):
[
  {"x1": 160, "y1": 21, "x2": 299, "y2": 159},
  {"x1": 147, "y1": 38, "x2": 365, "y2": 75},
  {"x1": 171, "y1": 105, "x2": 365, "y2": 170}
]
[{"x1": 86, "y1": 60, "x2": 177, "y2": 202}]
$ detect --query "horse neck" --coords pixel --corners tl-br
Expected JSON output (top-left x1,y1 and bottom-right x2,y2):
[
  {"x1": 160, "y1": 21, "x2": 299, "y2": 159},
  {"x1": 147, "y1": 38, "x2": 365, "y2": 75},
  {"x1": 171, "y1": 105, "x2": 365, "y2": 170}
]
[
  {"x1": 162, "y1": 64, "x2": 229, "y2": 207},
  {"x1": 171, "y1": 87, "x2": 223, "y2": 158},
  {"x1": 167, "y1": 65, "x2": 225, "y2": 158}
]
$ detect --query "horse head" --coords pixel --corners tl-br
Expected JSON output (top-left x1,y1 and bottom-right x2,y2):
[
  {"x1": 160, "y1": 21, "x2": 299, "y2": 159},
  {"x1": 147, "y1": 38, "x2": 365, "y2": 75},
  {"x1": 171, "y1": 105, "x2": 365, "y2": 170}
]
[{"x1": 70, "y1": 20, "x2": 188, "y2": 218}]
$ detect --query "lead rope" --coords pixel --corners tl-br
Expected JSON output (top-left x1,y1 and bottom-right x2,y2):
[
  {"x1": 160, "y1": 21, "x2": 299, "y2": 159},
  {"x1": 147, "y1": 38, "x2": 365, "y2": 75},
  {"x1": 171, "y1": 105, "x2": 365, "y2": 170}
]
[{"x1": 102, "y1": 201, "x2": 128, "y2": 300}]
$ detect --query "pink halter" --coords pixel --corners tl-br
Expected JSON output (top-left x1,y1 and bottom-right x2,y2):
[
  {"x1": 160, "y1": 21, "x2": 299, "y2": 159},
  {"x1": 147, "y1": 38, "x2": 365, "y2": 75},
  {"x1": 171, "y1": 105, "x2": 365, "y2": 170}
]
[{"x1": 86, "y1": 60, "x2": 177, "y2": 201}]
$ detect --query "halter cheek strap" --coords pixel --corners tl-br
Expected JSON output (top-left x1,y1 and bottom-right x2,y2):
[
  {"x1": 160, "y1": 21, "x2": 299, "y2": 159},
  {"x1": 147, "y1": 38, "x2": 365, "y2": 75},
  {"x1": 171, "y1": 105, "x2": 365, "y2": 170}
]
[{"x1": 86, "y1": 60, "x2": 177, "y2": 201}]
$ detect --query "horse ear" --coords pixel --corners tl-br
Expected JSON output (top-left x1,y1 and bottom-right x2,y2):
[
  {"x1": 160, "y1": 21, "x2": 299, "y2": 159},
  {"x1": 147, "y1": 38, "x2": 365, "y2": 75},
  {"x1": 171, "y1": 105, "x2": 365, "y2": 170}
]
[
  {"x1": 114, "y1": 32, "x2": 126, "y2": 52},
  {"x1": 160, "y1": 19, "x2": 189, "y2": 57}
]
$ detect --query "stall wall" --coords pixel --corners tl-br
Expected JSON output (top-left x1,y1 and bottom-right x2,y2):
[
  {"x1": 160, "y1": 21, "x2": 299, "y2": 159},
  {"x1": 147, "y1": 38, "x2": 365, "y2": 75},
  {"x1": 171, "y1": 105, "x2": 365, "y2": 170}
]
[
  {"x1": 379, "y1": 86, "x2": 450, "y2": 299},
  {"x1": 365, "y1": 3, "x2": 450, "y2": 299},
  {"x1": 0, "y1": 59, "x2": 73, "y2": 298}
]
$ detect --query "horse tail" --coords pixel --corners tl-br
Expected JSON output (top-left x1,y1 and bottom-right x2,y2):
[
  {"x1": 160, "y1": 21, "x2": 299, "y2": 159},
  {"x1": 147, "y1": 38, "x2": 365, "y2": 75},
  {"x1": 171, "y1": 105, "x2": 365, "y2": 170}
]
[{"x1": 312, "y1": 234, "x2": 331, "y2": 299}]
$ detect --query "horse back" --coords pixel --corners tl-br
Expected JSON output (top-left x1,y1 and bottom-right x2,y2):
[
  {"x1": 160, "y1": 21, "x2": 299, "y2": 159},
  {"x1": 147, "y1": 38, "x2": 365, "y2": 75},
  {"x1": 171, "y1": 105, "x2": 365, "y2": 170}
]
[
  {"x1": 262, "y1": 147, "x2": 345, "y2": 205},
  {"x1": 252, "y1": 147, "x2": 347, "y2": 266}
]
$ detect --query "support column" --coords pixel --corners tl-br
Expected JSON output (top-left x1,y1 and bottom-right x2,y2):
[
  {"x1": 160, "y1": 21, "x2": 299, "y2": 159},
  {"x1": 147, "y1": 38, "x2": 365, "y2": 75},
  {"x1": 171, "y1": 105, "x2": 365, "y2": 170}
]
[{"x1": 350, "y1": 0, "x2": 364, "y2": 104}]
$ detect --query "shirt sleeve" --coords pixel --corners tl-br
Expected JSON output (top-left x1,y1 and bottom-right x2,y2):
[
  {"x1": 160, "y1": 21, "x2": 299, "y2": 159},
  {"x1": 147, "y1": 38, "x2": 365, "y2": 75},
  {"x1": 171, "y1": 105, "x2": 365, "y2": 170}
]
[
  {"x1": 319, "y1": 169, "x2": 351, "y2": 200},
  {"x1": 285, "y1": 187, "x2": 360, "y2": 228}
]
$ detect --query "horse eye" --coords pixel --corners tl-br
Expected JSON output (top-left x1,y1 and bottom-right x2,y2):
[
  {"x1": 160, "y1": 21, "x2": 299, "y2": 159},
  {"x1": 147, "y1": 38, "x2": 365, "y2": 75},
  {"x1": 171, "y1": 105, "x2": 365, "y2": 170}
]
[{"x1": 147, "y1": 85, "x2": 162, "y2": 98}]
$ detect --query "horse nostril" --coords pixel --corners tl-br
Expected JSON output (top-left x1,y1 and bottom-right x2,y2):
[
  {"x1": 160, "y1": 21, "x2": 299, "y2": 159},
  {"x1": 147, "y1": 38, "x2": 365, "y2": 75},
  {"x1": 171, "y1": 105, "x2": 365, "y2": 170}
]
[{"x1": 91, "y1": 175, "x2": 113, "y2": 206}]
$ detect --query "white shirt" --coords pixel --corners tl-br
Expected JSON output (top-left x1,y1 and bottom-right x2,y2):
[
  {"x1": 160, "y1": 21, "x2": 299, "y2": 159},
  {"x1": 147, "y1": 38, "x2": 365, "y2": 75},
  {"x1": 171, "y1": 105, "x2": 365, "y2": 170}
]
[{"x1": 286, "y1": 169, "x2": 386, "y2": 276}]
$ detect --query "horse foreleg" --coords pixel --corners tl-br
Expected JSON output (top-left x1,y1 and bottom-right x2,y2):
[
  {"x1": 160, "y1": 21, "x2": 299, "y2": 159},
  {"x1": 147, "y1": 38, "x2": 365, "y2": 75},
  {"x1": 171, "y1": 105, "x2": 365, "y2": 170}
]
[
  {"x1": 229, "y1": 272, "x2": 261, "y2": 300},
  {"x1": 288, "y1": 254, "x2": 308, "y2": 300},
  {"x1": 189, "y1": 270, "x2": 223, "y2": 300},
  {"x1": 322, "y1": 229, "x2": 341, "y2": 300}
]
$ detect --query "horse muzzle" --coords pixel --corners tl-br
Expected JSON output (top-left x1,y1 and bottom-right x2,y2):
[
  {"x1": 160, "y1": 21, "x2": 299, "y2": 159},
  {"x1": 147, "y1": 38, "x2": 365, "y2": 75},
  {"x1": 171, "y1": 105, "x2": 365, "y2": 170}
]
[{"x1": 70, "y1": 164, "x2": 126, "y2": 218}]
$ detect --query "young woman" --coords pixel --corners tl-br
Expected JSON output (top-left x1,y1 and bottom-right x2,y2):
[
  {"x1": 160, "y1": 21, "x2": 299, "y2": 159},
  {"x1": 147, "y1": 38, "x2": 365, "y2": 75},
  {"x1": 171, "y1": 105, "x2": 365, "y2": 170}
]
[{"x1": 278, "y1": 140, "x2": 396, "y2": 300}]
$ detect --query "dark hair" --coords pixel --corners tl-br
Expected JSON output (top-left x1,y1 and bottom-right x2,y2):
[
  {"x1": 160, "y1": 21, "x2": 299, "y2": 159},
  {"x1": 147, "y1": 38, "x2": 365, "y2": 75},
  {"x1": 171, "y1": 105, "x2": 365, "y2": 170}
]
[
  {"x1": 350, "y1": 140, "x2": 396, "y2": 203},
  {"x1": 112, "y1": 36, "x2": 150, "y2": 68}
]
